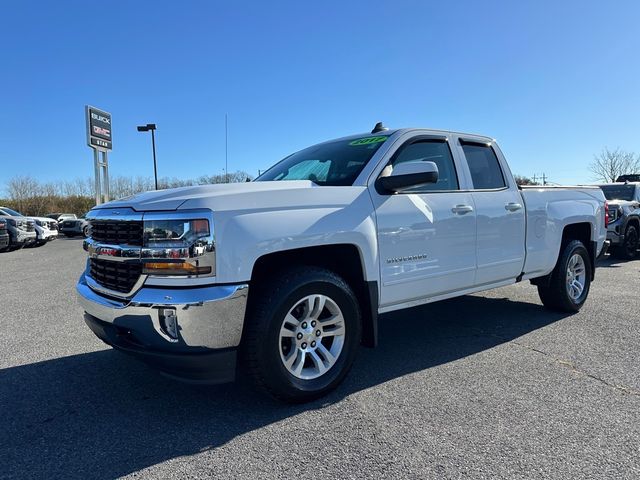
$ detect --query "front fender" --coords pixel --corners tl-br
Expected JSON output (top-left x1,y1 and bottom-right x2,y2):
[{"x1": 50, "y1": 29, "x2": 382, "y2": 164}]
[{"x1": 210, "y1": 188, "x2": 379, "y2": 284}]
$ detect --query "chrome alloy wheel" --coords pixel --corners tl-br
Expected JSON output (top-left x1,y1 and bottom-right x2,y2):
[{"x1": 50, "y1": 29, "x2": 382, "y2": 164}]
[
  {"x1": 566, "y1": 253, "x2": 586, "y2": 301},
  {"x1": 279, "y1": 294, "x2": 346, "y2": 380}
]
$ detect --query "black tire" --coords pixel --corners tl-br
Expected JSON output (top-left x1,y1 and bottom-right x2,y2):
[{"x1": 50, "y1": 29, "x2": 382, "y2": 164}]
[
  {"x1": 242, "y1": 266, "x2": 361, "y2": 403},
  {"x1": 613, "y1": 225, "x2": 639, "y2": 260},
  {"x1": 82, "y1": 225, "x2": 90, "y2": 238},
  {"x1": 537, "y1": 240, "x2": 592, "y2": 312}
]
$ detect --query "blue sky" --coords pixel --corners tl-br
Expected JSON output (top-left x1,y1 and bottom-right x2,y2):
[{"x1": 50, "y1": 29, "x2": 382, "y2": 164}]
[{"x1": 1, "y1": 0, "x2": 639, "y2": 192}]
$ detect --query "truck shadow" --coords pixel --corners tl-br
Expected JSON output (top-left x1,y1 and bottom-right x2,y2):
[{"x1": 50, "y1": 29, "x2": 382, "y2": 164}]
[{"x1": 0, "y1": 295, "x2": 567, "y2": 479}]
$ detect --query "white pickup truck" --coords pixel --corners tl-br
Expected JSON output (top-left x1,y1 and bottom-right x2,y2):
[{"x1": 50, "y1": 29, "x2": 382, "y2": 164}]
[{"x1": 77, "y1": 126, "x2": 608, "y2": 402}]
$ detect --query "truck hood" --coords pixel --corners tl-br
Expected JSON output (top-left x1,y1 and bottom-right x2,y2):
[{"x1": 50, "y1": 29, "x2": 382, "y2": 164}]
[
  {"x1": 30, "y1": 216, "x2": 57, "y2": 223},
  {"x1": 96, "y1": 181, "x2": 337, "y2": 212}
]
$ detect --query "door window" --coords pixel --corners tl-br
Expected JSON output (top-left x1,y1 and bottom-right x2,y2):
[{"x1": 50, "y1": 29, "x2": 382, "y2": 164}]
[
  {"x1": 389, "y1": 140, "x2": 459, "y2": 192},
  {"x1": 461, "y1": 142, "x2": 506, "y2": 190}
]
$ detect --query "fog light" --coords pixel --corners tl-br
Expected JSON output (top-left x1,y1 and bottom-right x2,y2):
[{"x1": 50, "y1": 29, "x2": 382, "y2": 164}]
[{"x1": 159, "y1": 308, "x2": 179, "y2": 341}]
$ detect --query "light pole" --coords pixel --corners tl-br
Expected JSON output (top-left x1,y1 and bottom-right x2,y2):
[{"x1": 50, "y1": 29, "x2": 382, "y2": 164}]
[{"x1": 137, "y1": 123, "x2": 158, "y2": 189}]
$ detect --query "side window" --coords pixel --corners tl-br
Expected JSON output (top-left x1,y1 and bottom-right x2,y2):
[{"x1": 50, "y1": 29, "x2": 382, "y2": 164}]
[
  {"x1": 390, "y1": 140, "x2": 459, "y2": 191},
  {"x1": 460, "y1": 142, "x2": 506, "y2": 190}
]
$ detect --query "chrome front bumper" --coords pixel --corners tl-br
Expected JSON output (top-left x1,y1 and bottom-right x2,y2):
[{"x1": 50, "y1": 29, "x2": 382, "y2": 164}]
[
  {"x1": 15, "y1": 231, "x2": 37, "y2": 243},
  {"x1": 39, "y1": 229, "x2": 58, "y2": 241},
  {"x1": 76, "y1": 272, "x2": 248, "y2": 350}
]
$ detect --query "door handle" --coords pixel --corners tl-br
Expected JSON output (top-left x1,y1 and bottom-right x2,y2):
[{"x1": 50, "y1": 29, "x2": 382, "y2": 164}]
[
  {"x1": 451, "y1": 204, "x2": 474, "y2": 215},
  {"x1": 505, "y1": 202, "x2": 523, "y2": 212}
]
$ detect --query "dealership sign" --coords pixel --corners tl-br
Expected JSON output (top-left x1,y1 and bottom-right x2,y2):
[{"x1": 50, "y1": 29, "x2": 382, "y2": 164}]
[{"x1": 85, "y1": 105, "x2": 112, "y2": 151}]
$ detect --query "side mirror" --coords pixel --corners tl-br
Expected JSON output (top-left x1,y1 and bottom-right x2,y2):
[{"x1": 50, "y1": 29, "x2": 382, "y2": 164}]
[{"x1": 377, "y1": 161, "x2": 439, "y2": 193}]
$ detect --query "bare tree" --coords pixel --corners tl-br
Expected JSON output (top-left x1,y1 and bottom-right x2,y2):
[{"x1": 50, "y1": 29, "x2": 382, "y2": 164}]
[
  {"x1": 589, "y1": 148, "x2": 640, "y2": 183},
  {"x1": 6, "y1": 176, "x2": 40, "y2": 213},
  {"x1": 197, "y1": 171, "x2": 253, "y2": 184},
  {"x1": 2, "y1": 170, "x2": 256, "y2": 214},
  {"x1": 514, "y1": 175, "x2": 540, "y2": 186}
]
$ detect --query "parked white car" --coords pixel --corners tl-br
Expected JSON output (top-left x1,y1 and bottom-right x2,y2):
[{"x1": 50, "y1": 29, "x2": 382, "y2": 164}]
[{"x1": 77, "y1": 126, "x2": 608, "y2": 402}]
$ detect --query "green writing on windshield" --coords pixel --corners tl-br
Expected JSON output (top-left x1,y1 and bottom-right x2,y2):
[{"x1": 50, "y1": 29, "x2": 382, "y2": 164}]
[{"x1": 349, "y1": 136, "x2": 388, "y2": 146}]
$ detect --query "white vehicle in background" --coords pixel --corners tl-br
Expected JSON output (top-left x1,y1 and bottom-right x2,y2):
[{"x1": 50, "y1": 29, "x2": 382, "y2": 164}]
[
  {"x1": 0, "y1": 207, "x2": 58, "y2": 246},
  {"x1": 46, "y1": 213, "x2": 77, "y2": 225},
  {"x1": 0, "y1": 207, "x2": 41, "y2": 248},
  {"x1": 32, "y1": 217, "x2": 58, "y2": 245},
  {"x1": 77, "y1": 125, "x2": 608, "y2": 402}
]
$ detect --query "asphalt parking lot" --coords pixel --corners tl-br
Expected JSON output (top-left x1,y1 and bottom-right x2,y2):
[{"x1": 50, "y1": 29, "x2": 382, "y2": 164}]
[{"x1": 0, "y1": 239, "x2": 638, "y2": 479}]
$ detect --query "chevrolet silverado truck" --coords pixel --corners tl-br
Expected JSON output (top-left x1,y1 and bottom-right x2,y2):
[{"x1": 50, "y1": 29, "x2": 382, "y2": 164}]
[
  {"x1": 598, "y1": 182, "x2": 640, "y2": 259},
  {"x1": 77, "y1": 127, "x2": 607, "y2": 402}
]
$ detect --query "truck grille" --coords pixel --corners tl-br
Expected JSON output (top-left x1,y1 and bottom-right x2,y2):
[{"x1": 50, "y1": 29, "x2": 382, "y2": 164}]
[
  {"x1": 89, "y1": 259, "x2": 143, "y2": 294},
  {"x1": 26, "y1": 221, "x2": 35, "y2": 232},
  {"x1": 90, "y1": 220, "x2": 143, "y2": 246}
]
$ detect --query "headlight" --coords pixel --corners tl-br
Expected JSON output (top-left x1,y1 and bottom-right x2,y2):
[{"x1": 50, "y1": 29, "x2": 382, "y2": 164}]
[{"x1": 141, "y1": 217, "x2": 215, "y2": 276}]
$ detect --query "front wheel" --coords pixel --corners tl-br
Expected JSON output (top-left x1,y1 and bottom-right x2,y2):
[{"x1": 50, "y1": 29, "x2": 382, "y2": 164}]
[
  {"x1": 242, "y1": 266, "x2": 361, "y2": 403},
  {"x1": 537, "y1": 240, "x2": 592, "y2": 312}
]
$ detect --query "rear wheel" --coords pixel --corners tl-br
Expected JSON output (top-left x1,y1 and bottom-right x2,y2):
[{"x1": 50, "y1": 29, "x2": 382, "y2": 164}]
[
  {"x1": 82, "y1": 225, "x2": 90, "y2": 238},
  {"x1": 613, "y1": 225, "x2": 639, "y2": 260},
  {"x1": 243, "y1": 266, "x2": 361, "y2": 403},
  {"x1": 537, "y1": 240, "x2": 592, "y2": 312}
]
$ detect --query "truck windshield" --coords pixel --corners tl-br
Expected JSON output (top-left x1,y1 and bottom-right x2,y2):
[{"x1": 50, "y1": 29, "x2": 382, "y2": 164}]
[
  {"x1": 256, "y1": 135, "x2": 389, "y2": 186},
  {"x1": 599, "y1": 185, "x2": 636, "y2": 201}
]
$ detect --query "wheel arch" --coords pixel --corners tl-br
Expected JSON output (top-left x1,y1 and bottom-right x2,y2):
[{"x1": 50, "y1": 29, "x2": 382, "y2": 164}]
[
  {"x1": 562, "y1": 222, "x2": 596, "y2": 281},
  {"x1": 248, "y1": 244, "x2": 379, "y2": 347},
  {"x1": 532, "y1": 221, "x2": 595, "y2": 287},
  {"x1": 624, "y1": 214, "x2": 640, "y2": 233}
]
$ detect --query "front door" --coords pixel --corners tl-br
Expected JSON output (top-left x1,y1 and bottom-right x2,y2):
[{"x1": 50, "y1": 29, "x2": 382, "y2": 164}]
[{"x1": 371, "y1": 136, "x2": 477, "y2": 309}]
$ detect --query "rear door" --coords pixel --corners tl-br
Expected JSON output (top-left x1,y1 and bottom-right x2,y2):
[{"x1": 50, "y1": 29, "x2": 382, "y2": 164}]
[
  {"x1": 370, "y1": 134, "x2": 477, "y2": 309},
  {"x1": 454, "y1": 137, "x2": 526, "y2": 286}
]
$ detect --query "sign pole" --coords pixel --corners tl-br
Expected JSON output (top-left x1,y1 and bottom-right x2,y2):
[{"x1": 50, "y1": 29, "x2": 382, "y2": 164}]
[
  {"x1": 102, "y1": 151, "x2": 110, "y2": 203},
  {"x1": 93, "y1": 148, "x2": 102, "y2": 206},
  {"x1": 151, "y1": 129, "x2": 158, "y2": 190}
]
